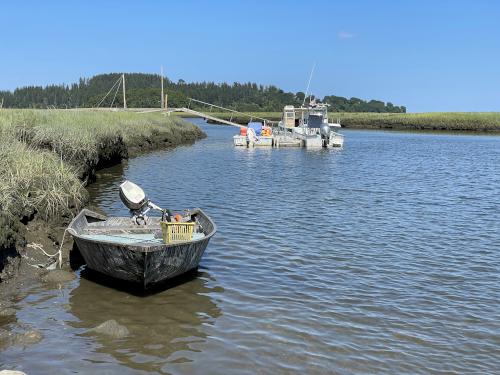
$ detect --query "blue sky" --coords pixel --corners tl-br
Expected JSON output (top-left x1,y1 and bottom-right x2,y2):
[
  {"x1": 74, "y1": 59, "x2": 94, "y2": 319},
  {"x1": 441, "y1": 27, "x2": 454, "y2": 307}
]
[{"x1": 1, "y1": 0, "x2": 499, "y2": 112}]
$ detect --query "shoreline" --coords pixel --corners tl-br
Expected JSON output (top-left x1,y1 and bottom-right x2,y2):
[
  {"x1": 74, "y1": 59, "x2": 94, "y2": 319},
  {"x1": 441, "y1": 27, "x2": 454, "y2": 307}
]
[
  {"x1": 174, "y1": 111, "x2": 500, "y2": 133},
  {"x1": 0, "y1": 110, "x2": 205, "y2": 296}
]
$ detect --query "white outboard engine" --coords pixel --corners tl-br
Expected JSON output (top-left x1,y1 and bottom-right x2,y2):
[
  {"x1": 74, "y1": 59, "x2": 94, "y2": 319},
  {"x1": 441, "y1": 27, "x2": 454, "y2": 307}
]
[{"x1": 119, "y1": 180, "x2": 168, "y2": 225}]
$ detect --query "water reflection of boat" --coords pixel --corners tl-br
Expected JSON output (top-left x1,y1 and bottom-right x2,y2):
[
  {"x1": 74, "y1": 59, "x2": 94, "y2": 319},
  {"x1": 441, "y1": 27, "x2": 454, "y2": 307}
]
[{"x1": 68, "y1": 269, "x2": 222, "y2": 373}]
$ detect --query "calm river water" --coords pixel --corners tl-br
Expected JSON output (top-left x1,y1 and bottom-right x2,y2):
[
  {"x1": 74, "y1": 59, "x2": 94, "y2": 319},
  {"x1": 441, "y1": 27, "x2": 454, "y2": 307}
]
[{"x1": 1, "y1": 119, "x2": 499, "y2": 374}]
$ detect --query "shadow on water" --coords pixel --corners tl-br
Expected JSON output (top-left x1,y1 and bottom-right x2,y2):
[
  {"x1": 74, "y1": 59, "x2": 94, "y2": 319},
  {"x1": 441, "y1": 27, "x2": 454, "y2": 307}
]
[
  {"x1": 85, "y1": 160, "x2": 127, "y2": 201},
  {"x1": 68, "y1": 267, "x2": 223, "y2": 373},
  {"x1": 78, "y1": 265, "x2": 206, "y2": 296}
]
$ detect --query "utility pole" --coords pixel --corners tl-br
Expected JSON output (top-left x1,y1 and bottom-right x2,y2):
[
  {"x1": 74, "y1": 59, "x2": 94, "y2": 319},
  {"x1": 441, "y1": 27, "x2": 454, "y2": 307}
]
[
  {"x1": 160, "y1": 66, "x2": 164, "y2": 109},
  {"x1": 122, "y1": 74, "x2": 127, "y2": 109}
]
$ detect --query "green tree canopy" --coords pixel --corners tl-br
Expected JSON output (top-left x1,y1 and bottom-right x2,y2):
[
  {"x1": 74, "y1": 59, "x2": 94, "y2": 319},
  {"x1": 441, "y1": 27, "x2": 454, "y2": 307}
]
[{"x1": 0, "y1": 73, "x2": 406, "y2": 113}]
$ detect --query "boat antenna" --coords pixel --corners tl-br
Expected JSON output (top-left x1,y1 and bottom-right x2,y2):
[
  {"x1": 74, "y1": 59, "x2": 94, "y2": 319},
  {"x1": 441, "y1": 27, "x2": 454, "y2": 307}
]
[{"x1": 302, "y1": 62, "x2": 316, "y2": 107}]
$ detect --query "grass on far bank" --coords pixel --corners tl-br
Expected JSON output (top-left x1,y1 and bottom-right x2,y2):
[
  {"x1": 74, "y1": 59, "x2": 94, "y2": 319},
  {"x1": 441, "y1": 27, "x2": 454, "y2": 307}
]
[
  {"x1": 0, "y1": 109, "x2": 203, "y2": 226},
  {"x1": 177, "y1": 111, "x2": 500, "y2": 132},
  {"x1": 330, "y1": 112, "x2": 500, "y2": 132}
]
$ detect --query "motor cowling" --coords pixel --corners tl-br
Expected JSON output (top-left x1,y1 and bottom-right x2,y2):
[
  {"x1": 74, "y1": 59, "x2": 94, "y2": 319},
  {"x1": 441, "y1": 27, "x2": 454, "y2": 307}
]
[
  {"x1": 119, "y1": 180, "x2": 167, "y2": 224},
  {"x1": 320, "y1": 123, "x2": 331, "y2": 140},
  {"x1": 119, "y1": 180, "x2": 148, "y2": 211}
]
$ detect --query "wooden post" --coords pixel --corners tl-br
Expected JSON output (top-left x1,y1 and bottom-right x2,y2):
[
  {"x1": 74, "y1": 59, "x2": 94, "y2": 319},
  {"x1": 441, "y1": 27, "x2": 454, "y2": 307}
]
[
  {"x1": 165, "y1": 94, "x2": 168, "y2": 110},
  {"x1": 160, "y1": 66, "x2": 164, "y2": 109},
  {"x1": 122, "y1": 74, "x2": 127, "y2": 109},
  {"x1": 0, "y1": 98, "x2": 3, "y2": 109}
]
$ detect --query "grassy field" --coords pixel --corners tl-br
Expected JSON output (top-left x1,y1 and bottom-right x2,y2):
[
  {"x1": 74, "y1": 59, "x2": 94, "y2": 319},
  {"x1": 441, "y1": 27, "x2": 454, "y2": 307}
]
[
  {"x1": 0, "y1": 109, "x2": 203, "y2": 230},
  {"x1": 177, "y1": 111, "x2": 500, "y2": 132}
]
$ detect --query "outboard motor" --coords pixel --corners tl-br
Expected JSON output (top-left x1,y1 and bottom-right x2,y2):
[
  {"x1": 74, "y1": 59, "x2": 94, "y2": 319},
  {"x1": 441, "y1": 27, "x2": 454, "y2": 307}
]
[
  {"x1": 320, "y1": 123, "x2": 331, "y2": 143},
  {"x1": 119, "y1": 180, "x2": 170, "y2": 225}
]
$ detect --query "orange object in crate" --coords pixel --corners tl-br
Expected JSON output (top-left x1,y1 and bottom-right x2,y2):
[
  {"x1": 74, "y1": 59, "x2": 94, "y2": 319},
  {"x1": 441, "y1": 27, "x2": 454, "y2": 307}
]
[{"x1": 240, "y1": 127, "x2": 247, "y2": 136}]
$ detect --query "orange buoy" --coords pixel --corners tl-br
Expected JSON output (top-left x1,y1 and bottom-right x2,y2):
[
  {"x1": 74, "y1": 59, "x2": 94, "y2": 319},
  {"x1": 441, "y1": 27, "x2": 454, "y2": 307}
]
[
  {"x1": 174, "y1": 214, "x2": 182, "y2": 222},
  {"x1": 240, "y1": 127, "x2": 247, "y2": 136}
]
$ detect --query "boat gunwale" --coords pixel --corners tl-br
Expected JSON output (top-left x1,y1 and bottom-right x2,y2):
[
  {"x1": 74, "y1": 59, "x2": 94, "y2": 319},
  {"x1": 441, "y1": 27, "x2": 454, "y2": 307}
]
[{"x1": 68, "y1": 208, "x2": 217, "y2": 252}]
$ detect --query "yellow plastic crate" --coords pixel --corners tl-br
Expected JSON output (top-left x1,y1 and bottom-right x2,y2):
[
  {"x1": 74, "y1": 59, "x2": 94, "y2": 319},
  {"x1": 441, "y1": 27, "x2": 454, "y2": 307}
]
[{"x1": 160, "y1": 221, "x2": 195, "y2": 243}]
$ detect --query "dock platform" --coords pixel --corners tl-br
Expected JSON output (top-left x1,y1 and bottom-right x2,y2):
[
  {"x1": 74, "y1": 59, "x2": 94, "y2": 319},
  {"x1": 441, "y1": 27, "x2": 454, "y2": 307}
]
[{"x1": 273, "y1": 135, "x2": 303, "y2": 147}]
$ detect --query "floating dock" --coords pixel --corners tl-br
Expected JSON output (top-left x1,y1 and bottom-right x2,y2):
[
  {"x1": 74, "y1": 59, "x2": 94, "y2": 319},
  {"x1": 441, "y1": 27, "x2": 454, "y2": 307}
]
[
  {"x1": 273, "y1": 135, "x2": 303, "y2": 148},
  {"x1": 234, "y1": 133, "x2": 342, "y2": 149}
]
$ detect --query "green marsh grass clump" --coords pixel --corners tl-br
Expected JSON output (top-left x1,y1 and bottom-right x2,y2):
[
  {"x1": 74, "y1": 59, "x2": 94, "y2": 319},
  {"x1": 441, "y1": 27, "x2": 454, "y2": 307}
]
[
  {"x1": 0, "y1": 133, "x2": 85, "y2": 263},
  {"x1": 0, "y1": 129, "x2": 85, "y2": 222}
]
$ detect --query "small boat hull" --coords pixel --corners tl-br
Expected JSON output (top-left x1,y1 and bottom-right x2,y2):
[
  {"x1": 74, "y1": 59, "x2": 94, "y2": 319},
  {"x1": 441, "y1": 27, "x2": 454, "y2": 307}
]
[
  {"x1": 250, "y1": 136, "x2": 273, "y2": 147},
  {"x1": 329, "y1": 132, "x2": 344, "y2": 147},
  {"x1": 68, "y1": 209, "x2": 216, "y2": 288},
  {"x1": 233, "y1": 135, "x2": 247, "y2": 146}
]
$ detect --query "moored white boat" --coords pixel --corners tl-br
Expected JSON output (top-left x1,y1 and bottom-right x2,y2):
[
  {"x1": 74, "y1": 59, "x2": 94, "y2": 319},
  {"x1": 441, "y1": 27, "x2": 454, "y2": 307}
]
[{"x1": 277, "y1": 101, "x2": 344, "y2": 148}]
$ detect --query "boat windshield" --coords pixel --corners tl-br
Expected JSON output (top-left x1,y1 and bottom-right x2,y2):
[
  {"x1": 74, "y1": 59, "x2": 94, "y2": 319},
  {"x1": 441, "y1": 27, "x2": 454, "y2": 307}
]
[{"x1": 308, "y1": 114, "x2": 323, "y2": 128}]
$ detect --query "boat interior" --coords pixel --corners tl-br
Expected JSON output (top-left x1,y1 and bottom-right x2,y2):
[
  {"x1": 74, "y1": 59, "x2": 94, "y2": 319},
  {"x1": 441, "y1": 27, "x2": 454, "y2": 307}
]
[{"x1": 79, "y1": 215, "x2": 207, "y2": 246}]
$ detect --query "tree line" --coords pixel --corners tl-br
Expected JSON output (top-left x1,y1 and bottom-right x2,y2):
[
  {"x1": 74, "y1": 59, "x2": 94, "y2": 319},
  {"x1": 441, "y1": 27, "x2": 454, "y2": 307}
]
[{"x1": 0, "y1": 73, "x2": 406, "y2": 113}]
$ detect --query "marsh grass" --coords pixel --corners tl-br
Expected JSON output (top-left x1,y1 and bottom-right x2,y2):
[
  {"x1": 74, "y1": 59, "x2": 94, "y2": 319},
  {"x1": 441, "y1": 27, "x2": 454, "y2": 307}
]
[
  {"x1": 6, "y1": 110, "x2": 200, "y2": 166},
  {"x1": 0, "y1": 128, "x2": 86, "y2": 221},
  {"x1": 0, "y1": 109, "x2": 202, "y2": 223},
  {"x1": 330, "y1": 112, "x2": 500, "y2": 132}
]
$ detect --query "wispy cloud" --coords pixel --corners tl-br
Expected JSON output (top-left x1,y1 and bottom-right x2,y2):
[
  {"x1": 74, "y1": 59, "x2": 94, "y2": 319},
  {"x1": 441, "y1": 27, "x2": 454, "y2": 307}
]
[{"x1": 338, "y1": 31, "x2": 356, "y2": 39}]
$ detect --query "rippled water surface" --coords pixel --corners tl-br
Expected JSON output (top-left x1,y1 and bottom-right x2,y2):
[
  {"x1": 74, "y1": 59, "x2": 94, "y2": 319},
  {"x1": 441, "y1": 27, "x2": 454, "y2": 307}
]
[{"x1": 2, "y1": 119, "x2": 500, "y2": 374}]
